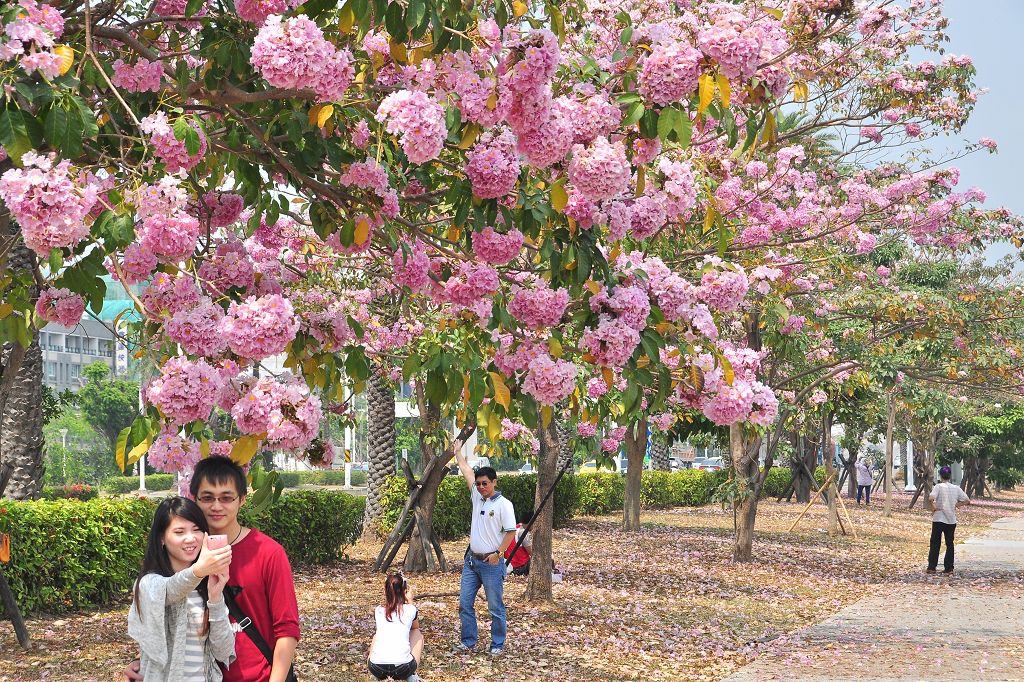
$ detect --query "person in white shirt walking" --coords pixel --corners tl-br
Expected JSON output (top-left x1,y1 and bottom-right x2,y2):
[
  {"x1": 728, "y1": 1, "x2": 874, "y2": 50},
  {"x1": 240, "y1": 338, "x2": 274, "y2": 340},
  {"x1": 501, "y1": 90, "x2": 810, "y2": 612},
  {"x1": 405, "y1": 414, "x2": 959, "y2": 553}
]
[
  {"x1": 452, "y1": 440, "x2": 516, "y2": 656},
  {"x1": 855, "y1": 457, "x2": 874, "y2": 506},
  {"x1": 927, "y1": 465, "x2": 971, "y2": 574}
]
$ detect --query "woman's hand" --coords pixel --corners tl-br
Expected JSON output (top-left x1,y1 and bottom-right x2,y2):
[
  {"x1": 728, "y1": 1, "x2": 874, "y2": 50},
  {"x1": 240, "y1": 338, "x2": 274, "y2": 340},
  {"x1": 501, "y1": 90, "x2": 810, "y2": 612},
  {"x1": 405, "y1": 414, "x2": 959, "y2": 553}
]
[
  {"x1": 208, "y1": 570, "x2": 229, "y2": 600},
  {"x1": 192, "y1": 535, "x2": 232, "y2": 579}
]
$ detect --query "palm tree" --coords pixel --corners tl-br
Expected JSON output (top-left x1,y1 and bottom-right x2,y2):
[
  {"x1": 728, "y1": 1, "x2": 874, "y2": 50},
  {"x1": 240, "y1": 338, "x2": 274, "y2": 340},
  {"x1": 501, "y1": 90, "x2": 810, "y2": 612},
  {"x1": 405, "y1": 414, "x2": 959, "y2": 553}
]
[{"x1": 363, "y1": 366, "x2": 396, "y2": 537}]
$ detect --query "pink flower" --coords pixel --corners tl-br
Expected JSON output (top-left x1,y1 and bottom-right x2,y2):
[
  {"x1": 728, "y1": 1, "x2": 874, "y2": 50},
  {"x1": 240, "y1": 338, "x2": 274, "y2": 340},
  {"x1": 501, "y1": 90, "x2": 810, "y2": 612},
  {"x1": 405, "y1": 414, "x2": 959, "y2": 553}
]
[
  {"x1": 146, "y1": 356, "x2": 222, "y2": 426},
  {"x1": 466, "y1": 130, "x2": 520, "y2": 199},
  {"x1": 473, "y1": 226, "x2": 523, "y2": 265},
  {"x1": 234, "y1": 0, "x2": 304, "y2": 24},
  {"x1": 638, "y1": 41, "x2": 702, "y2": 105},
  {"x1": 508, "y1": 281, "x2": 570, "y2": 328},
  {"x1": 503, "y1": 29, "x2": 559, "y2": 94},
  {"x1": 698, "y1": 265, "x2": 749, "y2": 313},
  {"x1": 517, "y1": 112, "x2": 574, "y2": 168},
  {"x1": 658, "y1": 159, "x2": 698, "y2": 220},
  {"x1": 340, "y1": 158, "x2": 390, "y2": 197},
  {"x1": 231, "y1": 375, "x2": 322, "y2": 452},
  {"x1": 632, "y1": 138, "x2": 661, "y2": 166},
  {"x1": 0, "y1": 152, "x2": 97, "y2": 256},
  {"x1": 111, "y1": 59, "x2": 163, "y2": 92},
  {"x1": 979, "y1": 137, "x2": 998, "y2": 151},
  {"x1": 442, "y1": 262, "x2": 499, "y2": 307},
  {"x1": 147, "y1": 430, "x2": 201, "y2": 473},
  {"x1": 698, "y1": 22, "x2": 762, "y2": 81},
  {"x1": 114, "y1": 243, "x2": 158, "y2": 284},
  {"x1": 137, "y1": 210, "x2": 203, "y2": 262},
  {"x1": 392, "y1": 240, "x2": 431, "y2": 292},
  {"x1": 197, "y1": 240, "x2": 255, "y2": 295},
  {"x1": 586, "y1": 377, "x2": 609, "y2": 398},
  {"x1": 166, "y1": 298, "x2": 228, "y2": 357},
  {"x1": 250, "y1": 16, "x2": 354, "y2": 101},
  {"x1": 202, "y1": 192, "x2": 244, "y2": 227},
  {"x1": 375, "y1": 90, "x2": 447, "y2": 164},
  {"x1": 36, "y1": 287, "x2": 84, "y2": 327},
  {"x1": 581, "y1": 315, "x2": 640, "y2": 368},
  {"x1": 140, "y1": 273, "x2": 201, "y2": 320},
  {"x1": 522, "y1": 355, "x2": 578, "y2": 406},
  {"x1": 578, "y1": 421, "x2": 597, "y2": 437},
  {"x1": 139, "y1": 112, "x2": 206, "y2": 174},
  {"x1": 568, "y1": 136, "x2": 631, "y2": 201},
  {"x1": 702, "y1": 380, "x2": 755, "y2": 426},
  {"x1": 221, "y1": 294, "x2": 300, "y2": 360},
  {"x1": 352, "y1": 120, "x2": 371, "y2": 148}
]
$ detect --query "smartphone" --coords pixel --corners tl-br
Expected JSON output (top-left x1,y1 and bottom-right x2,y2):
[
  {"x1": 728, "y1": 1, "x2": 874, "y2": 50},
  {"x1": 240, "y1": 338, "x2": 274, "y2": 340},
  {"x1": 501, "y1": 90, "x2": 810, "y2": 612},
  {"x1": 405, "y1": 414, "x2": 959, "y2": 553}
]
[{"x1": 207, "y1": 534, "x2": 228, "y2": 550}]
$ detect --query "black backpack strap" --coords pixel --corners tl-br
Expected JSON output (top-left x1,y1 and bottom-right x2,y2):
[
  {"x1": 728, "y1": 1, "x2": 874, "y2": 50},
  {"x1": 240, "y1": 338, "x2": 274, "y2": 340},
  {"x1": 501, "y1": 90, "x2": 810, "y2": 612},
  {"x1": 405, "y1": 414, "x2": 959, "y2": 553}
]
[{"x1": 223, "y1": 586, "x2": 275, "y2": 663}]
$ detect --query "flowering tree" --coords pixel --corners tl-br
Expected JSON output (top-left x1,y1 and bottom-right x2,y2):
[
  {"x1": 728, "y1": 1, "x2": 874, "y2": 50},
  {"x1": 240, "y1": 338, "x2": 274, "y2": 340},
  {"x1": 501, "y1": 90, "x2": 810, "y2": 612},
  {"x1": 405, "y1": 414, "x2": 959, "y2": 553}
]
[{"x1": 0, "y1": 0, "x2": 1019, "y2": 582}]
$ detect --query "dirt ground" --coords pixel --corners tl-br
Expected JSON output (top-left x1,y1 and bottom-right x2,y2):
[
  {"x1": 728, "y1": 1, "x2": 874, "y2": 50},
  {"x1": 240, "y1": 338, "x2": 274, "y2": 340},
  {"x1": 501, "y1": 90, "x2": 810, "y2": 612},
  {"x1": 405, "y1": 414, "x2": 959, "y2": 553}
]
[{"x1": 2, "y1": 488, "x2": 1022, "y2": 682}]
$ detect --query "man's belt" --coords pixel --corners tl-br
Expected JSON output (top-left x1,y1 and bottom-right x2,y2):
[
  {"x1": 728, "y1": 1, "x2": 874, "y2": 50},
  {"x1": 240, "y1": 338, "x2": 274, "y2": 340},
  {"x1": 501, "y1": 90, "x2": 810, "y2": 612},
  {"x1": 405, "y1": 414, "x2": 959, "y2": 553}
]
[{"x1": 471, "y1": 550, "x2": 499, "y2": 560}]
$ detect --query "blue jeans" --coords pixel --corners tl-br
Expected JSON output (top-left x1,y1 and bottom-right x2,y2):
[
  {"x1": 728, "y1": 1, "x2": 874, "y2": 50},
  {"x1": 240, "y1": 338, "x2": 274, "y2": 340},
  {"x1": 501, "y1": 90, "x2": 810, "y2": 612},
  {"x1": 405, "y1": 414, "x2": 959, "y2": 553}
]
[{"x1": 459, "y1": 551, "x2": 507, "y2": 649}]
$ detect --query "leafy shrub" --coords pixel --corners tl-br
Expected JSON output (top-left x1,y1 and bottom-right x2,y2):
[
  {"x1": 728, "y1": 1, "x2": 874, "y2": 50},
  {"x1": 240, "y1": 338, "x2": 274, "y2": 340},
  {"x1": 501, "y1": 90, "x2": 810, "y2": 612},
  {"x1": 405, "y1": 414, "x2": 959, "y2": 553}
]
[
  {"x1": 272, "y1": 468, "x2": 368, "y2": 488},
  {"x1": 240, "y1": 490, "x2": 365, "y2": 565},
  {"x1": 573, "y1": 473, "x2": 624, "y2": 516},
  {"x1": 103, "y1": 474, "x2": 176, "y2": 494},
  {"x1": 0, "y1": 498, "x2": 155, "y2": 613},
  {"x1": 376, "y1": 472, "x2": 577, "y2": 540},
  {"x1": 641, "y1": 470, "x2": 718, "y2": 508},
  {"x1": 760, "y1": 467, "x2": 794, "y2": 499},
  {"x1": 40, "y1": 483, "x2": 98, "y2": 501}
]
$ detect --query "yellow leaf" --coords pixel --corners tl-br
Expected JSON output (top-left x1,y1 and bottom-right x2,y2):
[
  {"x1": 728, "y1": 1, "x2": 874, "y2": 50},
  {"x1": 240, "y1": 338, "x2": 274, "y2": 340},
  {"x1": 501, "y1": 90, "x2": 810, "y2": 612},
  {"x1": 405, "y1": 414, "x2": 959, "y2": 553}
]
[
  {"x1": 698, "y1": 74, "x2": 715, "y2": 115},
  {"x1": 541, "y1": 405, "x2": 553, "y2": 428},
  {"x1": 763, "y1": 111, "x2": 777, "y2": 145},
  {"x1": 548, "y1": 337, "x2": 563, "y2": 358},
  {"x1": 655, "y1": 322, "x2": 673, "y2": 335},
  {"x1": 338, "y1": 3, "x2": 355, "y2": 33},
  {"x1": 487, "y1": 410, "x2": 502, "y2": 443},
  {"x1": 200, "y1": 437, "x2": 211, "y2": 459},
  {"x1": 354, "y1": 217, "x2": 371, "y2": 247},
  {"x1": 551, "y1": 182, "x2": 568, "y2": 212},
  {"x1": 602, "y1": 366, "x2": 614, "y2": 390},
  {"x1": 352, "y1": 380, "x2": 366, "y2": 394},
  {"x1": 636, "y1": 356, "x2": 650, "y2": 368},
  {"x1": 721, "y1": 355, "x2": 734, "y2": 386},
  {"x1": 585, "y1": 280, "x2": 601, "y2": 295},
  {"x1": 458, "y1": 122, "x2": 481, "y2": 149},
  {"x1": 550, "y1": 5, "x2": 565, "y2": 44},
  {"x1": 230, "y1": 435, "x2": 261, "y2": 466},
  {"x1": 53, "y1": 45, "x2": 74, "y2": 76},
  {"x1": 389, "y1": 40, "x2": 407, "y2": 64},
  {"x1": 486, "y1": 91, "x2": 498, "y2": 110},
  {"x1": 126, "y1": 437, "x2": 152, "y2": 470},
  {"x1": 308, "y1": 104, "x2": 322, "y2": 127},
  {"x1": 703, "y1": 205, "x2": 718, "y2": 234},
  {"x1": 489, "y1": 371, "x2": 511, "y2": 410},
  {"x1": 793, "y1": 81, "x2": 809, "y2": 103},
  {"x1": 317, "y1": 104, "x2": 335, "y2": 128},
  {"x1": 609, "y1": 245, "x2": 621, "y2": 262},
  {"x1": 716, "y1": 74, "x2": 731, "y2": 109},
  {"x1": 0, "y1": 303, "x2": 12, "y2": 319},
  {"x1": 97, "y1": 112, "x2": 109, "y2": 127},
  {"x1": 635, "y1": 166, "x2": 646, "y2": 197},
  {"x1": 513, "y1": 0, "x2": 528, "y2": 17}
]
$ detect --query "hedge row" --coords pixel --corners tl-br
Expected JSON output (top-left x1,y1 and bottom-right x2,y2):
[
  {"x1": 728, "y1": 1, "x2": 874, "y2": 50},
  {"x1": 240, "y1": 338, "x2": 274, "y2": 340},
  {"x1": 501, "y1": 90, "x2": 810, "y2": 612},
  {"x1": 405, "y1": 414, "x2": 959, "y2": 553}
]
[
  {"x1": 103, "y1": 474, "x2": 176, "y2": 494},
  {"x1": 0, "y1": 490, "x2": 365, "y2": 613},
  {"x1": 41, "y1": 483, "x2": 99, "y2": 501},
  {"x1": 375, "y1": 472, "x2": 577, "y2": 540},
  {"x1": 274, "y1": 468, "x2": 368, "y2": 488}
]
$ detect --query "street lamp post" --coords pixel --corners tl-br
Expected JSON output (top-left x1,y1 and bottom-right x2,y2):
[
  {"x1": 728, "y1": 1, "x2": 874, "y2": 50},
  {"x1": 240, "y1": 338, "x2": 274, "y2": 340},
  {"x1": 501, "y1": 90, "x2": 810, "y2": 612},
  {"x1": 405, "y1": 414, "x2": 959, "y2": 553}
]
[{"x1": 59, "y1": 428, "x2": 68, "y2": 482}]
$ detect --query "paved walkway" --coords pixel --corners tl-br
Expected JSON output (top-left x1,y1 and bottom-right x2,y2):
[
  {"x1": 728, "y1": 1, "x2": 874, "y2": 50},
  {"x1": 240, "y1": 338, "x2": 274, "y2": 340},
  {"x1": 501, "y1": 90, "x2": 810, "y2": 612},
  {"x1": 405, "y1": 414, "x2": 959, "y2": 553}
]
[{"x1": 725, "y1": 518, "x2": 1024, "y2": 681}]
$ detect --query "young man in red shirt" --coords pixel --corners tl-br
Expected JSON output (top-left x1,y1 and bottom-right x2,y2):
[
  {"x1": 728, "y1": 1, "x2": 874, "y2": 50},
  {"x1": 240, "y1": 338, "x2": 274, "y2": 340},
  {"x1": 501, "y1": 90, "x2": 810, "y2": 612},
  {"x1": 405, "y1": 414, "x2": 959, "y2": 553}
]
[{"x1": 124, "y1": 457, "x2": 300, "y2": 682}]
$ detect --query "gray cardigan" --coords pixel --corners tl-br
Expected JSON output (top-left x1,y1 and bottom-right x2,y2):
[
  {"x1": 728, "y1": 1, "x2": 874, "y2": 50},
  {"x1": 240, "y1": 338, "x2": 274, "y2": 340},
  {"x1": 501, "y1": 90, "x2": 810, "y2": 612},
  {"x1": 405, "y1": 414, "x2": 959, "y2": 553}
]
[{"x1": 127, "y1": 568, "x2": 236, "y2": 682}]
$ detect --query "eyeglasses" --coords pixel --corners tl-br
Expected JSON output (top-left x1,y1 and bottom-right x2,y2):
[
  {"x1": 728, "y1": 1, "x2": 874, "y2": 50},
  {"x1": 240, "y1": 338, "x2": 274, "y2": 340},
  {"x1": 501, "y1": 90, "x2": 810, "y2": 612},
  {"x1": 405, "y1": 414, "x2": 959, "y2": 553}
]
[
  {"x1": 196, "y1": 494, "x2": 239, "y2": 505},
  {"x1": 474, "y1": 480, "x2": 493, "y2": 487}
]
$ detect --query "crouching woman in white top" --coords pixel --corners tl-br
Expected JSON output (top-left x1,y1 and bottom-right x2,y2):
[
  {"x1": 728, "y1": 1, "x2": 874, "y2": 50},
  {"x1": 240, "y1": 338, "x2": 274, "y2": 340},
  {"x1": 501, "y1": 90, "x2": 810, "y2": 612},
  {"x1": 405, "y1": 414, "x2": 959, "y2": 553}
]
[
  {"x1": 368, "y1": 573, "x2": 423, "y2": 681},
  {"x1": 128, "y1": 497, "x2": 236, "y2": 681}
]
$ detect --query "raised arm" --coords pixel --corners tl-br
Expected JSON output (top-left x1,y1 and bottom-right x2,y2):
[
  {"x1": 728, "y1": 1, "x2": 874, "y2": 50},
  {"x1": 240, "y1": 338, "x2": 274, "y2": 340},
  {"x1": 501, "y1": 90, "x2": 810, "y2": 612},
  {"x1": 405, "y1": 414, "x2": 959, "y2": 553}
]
[{"x1": 452, "y1": 438, "x2": 475, "y2": 493}]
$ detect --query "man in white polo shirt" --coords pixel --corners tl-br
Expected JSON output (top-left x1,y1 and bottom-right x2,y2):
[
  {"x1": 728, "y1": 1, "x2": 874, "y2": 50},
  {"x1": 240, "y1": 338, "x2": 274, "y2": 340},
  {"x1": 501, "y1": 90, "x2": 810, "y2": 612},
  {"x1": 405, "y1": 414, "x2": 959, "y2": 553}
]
[{"x1": 453, "y1": 440, "x2": 516, "y2": 656}]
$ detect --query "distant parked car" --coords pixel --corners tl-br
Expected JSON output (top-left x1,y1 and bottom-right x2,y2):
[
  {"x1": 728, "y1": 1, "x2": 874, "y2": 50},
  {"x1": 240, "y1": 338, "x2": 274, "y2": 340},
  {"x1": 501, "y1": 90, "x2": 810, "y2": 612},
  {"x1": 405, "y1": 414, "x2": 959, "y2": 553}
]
[
  {"x1": 693, "y1": 457, "x2": 724, "y2": 472},
  {"x1": 669, "y1": 456, "x2": 686, "y2": 472},
  {"x1": 351, "y1": 462, "x2": 369, "y2": 472},
  {"x1": 519, "y1": 462, "x2": 534, "y2": 474},
  {"x1": 447, "y1": 455, "x2": 492, "y2": 476}
]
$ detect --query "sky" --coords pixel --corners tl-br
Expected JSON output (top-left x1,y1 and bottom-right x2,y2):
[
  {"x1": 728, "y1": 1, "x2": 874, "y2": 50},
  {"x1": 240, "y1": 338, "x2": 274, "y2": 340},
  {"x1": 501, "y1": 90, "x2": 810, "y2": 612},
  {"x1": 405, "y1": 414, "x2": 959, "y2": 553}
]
[{"x1": 935, "y1": 0, "x2": 1024, "y2": 263}]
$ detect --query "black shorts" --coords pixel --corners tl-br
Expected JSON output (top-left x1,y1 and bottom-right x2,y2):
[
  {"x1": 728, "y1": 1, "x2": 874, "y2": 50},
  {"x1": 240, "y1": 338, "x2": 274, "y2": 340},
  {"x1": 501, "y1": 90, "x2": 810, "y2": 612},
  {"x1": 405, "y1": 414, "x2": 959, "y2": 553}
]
[{"x1": 368, "y1": 658, "x2": 417, "y2": 680}]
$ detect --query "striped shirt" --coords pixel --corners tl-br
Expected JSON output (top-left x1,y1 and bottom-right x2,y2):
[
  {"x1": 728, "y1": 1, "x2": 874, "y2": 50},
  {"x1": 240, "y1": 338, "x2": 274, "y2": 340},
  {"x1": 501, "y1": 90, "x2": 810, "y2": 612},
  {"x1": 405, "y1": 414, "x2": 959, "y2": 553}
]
[
  {"x1": 182, "y1": 590, "x2": 208, "y2": 678},
  {"x1": 930, "y1": 481, "x2": 969, "y2": 524}
]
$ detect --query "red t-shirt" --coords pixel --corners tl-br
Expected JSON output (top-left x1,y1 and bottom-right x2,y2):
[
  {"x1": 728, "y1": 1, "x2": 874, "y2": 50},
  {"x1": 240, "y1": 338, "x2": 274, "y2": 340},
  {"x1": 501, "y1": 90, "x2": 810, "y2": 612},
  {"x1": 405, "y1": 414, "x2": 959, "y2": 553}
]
[
  {"x1": 223, "y1": 529, "x2": 301, "y2": 682},
  {"x1": 504, "y1": 524, "x2": 530, "y2": 569}
]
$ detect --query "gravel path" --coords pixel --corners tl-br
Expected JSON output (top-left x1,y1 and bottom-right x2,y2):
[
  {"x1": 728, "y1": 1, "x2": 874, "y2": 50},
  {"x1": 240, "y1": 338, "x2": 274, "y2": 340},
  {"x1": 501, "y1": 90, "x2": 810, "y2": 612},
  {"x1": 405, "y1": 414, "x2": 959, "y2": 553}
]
[{"x1": 725, "y1": 517, "x2": 1024, "y2": 681}]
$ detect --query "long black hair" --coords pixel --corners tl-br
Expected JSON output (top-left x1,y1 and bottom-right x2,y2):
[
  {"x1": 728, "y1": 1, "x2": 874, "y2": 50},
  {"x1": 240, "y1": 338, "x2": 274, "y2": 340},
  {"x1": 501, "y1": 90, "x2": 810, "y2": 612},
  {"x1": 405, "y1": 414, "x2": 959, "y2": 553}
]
[{"x1": 134, "y1": 496, "x2": 211, "y2": 634}]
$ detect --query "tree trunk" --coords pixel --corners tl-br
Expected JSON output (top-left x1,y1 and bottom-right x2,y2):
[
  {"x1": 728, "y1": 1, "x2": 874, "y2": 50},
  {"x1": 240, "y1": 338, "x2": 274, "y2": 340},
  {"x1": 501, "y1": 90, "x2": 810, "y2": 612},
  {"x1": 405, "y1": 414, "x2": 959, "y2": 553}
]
[
  {"x1": 555, "y1": 419, "x2": 574, "y2": 473},
  {"x1": 898, "y1": 439, "x2": 908, "y2": 486},
  {"x1": 403, "y1": 465, "x2": 446, "y2": 573},
  {"x1": 363, "y1": 369, "x2": 396, "y2": 538},
  {"x1": 793, "y1": 434, "x2": 818, "y2": 503},
  {"x1": 622, "y1": 416, "x2": 647, "y2": 531},
  {"x1": 650, "y1": 433, "x2": 670, "y2": 471},
  {"x1": 845, "y1": 442, "x2": 859, "y2": 499},
  {"x1": 731, "y1": 424, "x2": 767, "y2": 562},
  {"x1": 525, "y1": 419, "x2": 559, "y2": 602},
  {"x1": 823, "y1": 412, "x2": 838, "y2": 536},
  {"x1": 883, "y1": 395, "x2": 896, "y2": 517}
]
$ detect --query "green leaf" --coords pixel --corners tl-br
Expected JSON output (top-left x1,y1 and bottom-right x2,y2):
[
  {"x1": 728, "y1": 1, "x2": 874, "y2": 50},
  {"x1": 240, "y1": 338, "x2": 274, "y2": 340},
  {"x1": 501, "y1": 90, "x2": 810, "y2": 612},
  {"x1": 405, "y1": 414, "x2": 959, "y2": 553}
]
[
  {"x1": 185, "y1": 0, "x2": 204, "y2": 17},
  {"x1": 675, "y1": 113, "x2": 693, "y2": 148},
  {"x1": 402, "y1": 355, "x2": 422, "y2": 382},
  {"x1": 172, "y1": 116, "x2": 190, "y2": 142},
  {"x1": 622, "y1": 101, "x2": 645, "y2": 127},
  {"x1": 657, "y1": 107, "x2": 678, "y2": 142},
  {"x1": 406, "y1": 0, "x2": 426, "y2": 29},
  {"x1": 183, "y1": 125, "x2": 202, "y2": 156},
  {"x1": 47, "y1": 248, "x2": 63, "y2": 274},
  {"x1": 639, "y1": 108, "x2": 659, "y2": 139},
  {"x1": 385, "y1": 2, "x2": 406, "y2": 38},
  {"x1": 0, "y1": 107, "x2": 34, "y2": 164}
]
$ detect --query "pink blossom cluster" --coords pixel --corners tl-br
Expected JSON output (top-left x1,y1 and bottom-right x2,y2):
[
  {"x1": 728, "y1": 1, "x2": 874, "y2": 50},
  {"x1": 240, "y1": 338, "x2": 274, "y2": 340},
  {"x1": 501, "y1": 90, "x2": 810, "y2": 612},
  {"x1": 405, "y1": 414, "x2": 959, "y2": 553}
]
[
  {"x1": 632, "y1": 137, "x2": 662, "y2": 166},
  {"x1": 441, "y1": 262, "x2": 499, "y2": 307},
  {"x1": 638, "y1": 41, "x2": 702, "y2": 105},
  {"x1": 563, "y1": 189, "x2": 599, "y2": 229},
  {"x1": 35, "y1": 287, "x2": 85, "y2": 327},
  {"x1": 698, "y1": 262, "x2": 749, "y2": 312},
  {"x1": 231, "y1": 375, "x2": 322, "y2": 452},
  {"x1": 141, "y1": 274, "x2": 201, "y2": 320},
  {"x1": 1, "y1": 0, "x2": 65, "y2": 79},
  {"x1": 601, "y1": 426, "x2": 626, "y2": 453},
  {"x1": 501, "y1": 418, "x2": 539, "y2": 454},
  {"x1": 568, "y1": 137, "x2": 631, "y2": 201},
  {"x1": 250, "y1": 16, "x2": 355, "y2": 101},
  {"x1": 392, "y1": 240, "x2": 431, "y2": 292},
  {"x1": 586, "y1": 376, "x2": 609, "y2": 398},
  {"x1": 197, "y1": 240, "x2": 255, "y2": 295},
  {"x1": 553, "y1": 91, "x2": 621, "y2": 145},
  {"x1": 577, "y1": 421, "x2": 597, "y2": 438},
  {"x1": 0, "y1": 152, "x2": 97, "y2": 256},
  {"x1": 340, "y1": 159, "x2": 390, "y2": 198},
  {"x1": 234, "y1": 0, "x2": 305, "y2": 24},
  {"x1": 452, "y1": 71, "x2": 508, "y2": 129},
  {"x1": 111, "y1": 59, "x2": 163, "y2": 92},
  {"x1": 166, "y1": 298, "x2": 227, "y2": 357},
  {"x1": 581, "y1": 315, "x2": 640, "y2": 367},
  {"x1": 221, "y1": 294, "x2": 299, "y2": 360},
  {"x1": 375, "y1": 90, "x2": 447, "y2": 164},
  {"x1": 473, "y1": 226, "x2": 523, "y2": 265},
  {"x1": 698, "y1": 21, "x2": 762, "y2": 81},
  {"x1": 352, "y1": 120, "x2": 371, "y2": 148},
  {"x1": 508, "y1": 281, "x2": 570, "y2": 328},
  {"x1": 650, "y1": 412, "x2": 676, "y2": 431},
  {"x1": 595, "y1": 285, "x2": 651, "y2": 331},
  {"x1": 147, "y1": 430, "x2": 201, "y2": 473},
  {"x1": 522, "y1": 355, "x2": 578, "y2": 406},
  {"x1": 492, "y1": 334, "x2": 546, "y2": 375},
  {"x1": 137, "y1": 210, "x2": 203, "y2": 262},
  {"x1": 658, "y1": 158, "x2": 698, "y2": 220},
  {"x1": 517, "y1": 112, "x2": 574, "y2": 168},
  {"x1": 466, "y1": 130, "x2": 520, "y2": 199},
  {"x1": 147, "y1": 356, "x2": 222, "y2": 425},
  {"x1": 139, "y1": 113, "x2": 207, "y2": 174},
  {"x1": 202, "y1": 192, "x2": 245, "y2": 227},
  {"x1": 503, "y1": 29, "x2": 559, "y2": 94}
]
